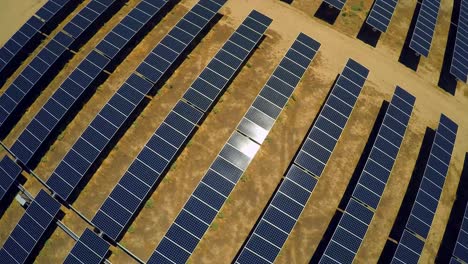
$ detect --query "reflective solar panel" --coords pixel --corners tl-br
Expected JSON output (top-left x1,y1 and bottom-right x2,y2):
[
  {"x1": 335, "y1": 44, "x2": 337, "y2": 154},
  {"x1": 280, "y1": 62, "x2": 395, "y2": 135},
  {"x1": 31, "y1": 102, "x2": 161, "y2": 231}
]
[
  {"x1": 46, "y1": 0, "x2": 226, "y2": 202},
  {"x1": 92, "y1": 9, "x2": 270, "y2": 242},
  {"x1": 149, "y1": 32, "x2": 319, "y2": 264},
  {"x1": 366, "y1": 0, "x2": 399, "y2": 32},
  {"x1": 0, "y1": 156, "x2": 21, "y2": 201},
  {"x1": 0, "y1": 0, "x2": 118, "y2": 131},
  {"x1": 450, "y1": 0, "x2": 468, "y2": 82},
  {"x1": 0, "y1": 0, "x2": 74, "y2": 80},
  {"x1": 236, "y1": 59, "x2": 367, "y2": 264},
  {"x1": 320, "y1": 87, "x2": 415, "y2": 263},
  {"x1": 409, "y1": 0, "x2": 442, "y2": 57},
  {"x1": 10, "y1": 0, "x2": 170, "y2": 166},
  {"x1": 0, "y1": 190, "x2": 60, "y2": 264},
  {"x1": 64, "y1": 228, "x2": 110, "y2": 264}
]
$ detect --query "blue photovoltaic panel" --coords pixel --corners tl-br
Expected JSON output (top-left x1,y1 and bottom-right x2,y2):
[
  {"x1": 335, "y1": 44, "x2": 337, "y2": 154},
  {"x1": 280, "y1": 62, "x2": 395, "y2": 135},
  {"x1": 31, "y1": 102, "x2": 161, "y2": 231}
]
[
  {"x1": 0, "y1": 190, "x2": 60, "y2": 264},
  {"x1": 409, "y1": 0, "x2": 442, "y2": 57},
  {"x1": 10, "y1": 0, "x2": 170, "y2": 166},
  {"x1": 92, "y1": 10, "x2": 270, "y2": 241},
  {"x1": 0, "y1": 156, "x2": 21, "y2": 201},
  {"x1": 320, "y1": 87, "x2": 415, "y2": 264},
  {"x1": 451, "y1": 203, "x2": 468, "y2": 263},
  {"x1": 0, "y1": 0, "x2": 74, "y2": 79},
  {"x1": 0, "y1": 0, "x2": 117, "y2": 130},
  {"x1": 64, "y1": 228, "x2": 110, "y2": 264},
  {"x1": 389, "y1": 114, "x2": 458, "y2": 263},
  {"x1": 46, "y1": 0, "x2": 226, "y2": 202},
  {"x1": 391, "y1": 230, "x2": 425, "y2": 264},
  {"x1": 450, "y1": 0, "x2": 468, "y2": 82},
  {"x1": 323, "y1": 0, "x2": 347, "y2": 10},
  {"x1": 366, "y1": 0, "x2": 399, "y2": 32},
  {"x1": 236, "y1": 59, "x2": 368, "y2": 264},
  {"x1": 149, "y1": 32, "x2": 319, "y2": 264},
  {"x1": 404, "y1": 114, "x2": 457, "y2": 239}
]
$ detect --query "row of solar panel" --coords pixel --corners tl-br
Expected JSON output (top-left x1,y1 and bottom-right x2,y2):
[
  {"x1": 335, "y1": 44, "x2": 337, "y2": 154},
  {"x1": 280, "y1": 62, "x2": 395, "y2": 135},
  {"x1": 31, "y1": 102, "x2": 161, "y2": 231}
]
[
  {"x1": 409, "y1": 0, "x2": 442, "y2": 57},
  {"x1": 46, "y1": 0, "x2": 225, "y2": 203},
  {"x1": 320, "y1": 87, "x2": 416, "y2": 264},
  {"x1": 391, "y1": 115, "x2": 457, "y2": 264},
  {"x1": 234, "y1": 34, "x2": 320, "y2": 145},
  {"x1": 10, "y1": 0, "x2": 170, "y2": 167},
  {"x1": 91, "y1": 10, "x2": 269, "y2": 242},
  {"x1": 0, "y1": 156, "x2": 22, "y2": 201},
  {"x1": 0, "y1": 0, "x2": 117, "y2": 130},
  {"x1": 0, "y1": 0, "x2": 73, "y2": 78},
  {"x1": 182, "y1": 12, "x2": 270, "y2": 112},
  {"x1": 451, "y1": 203, "x2": 468, "y2": 264},
  {"x1": 294, "y1": 59, "x2": 368, "y2": 177},
  {"x1": 0, "y1": 190, "x2": 60, "y2": 264},
  {"x1": 450, "y1": 0, "x2": 468, "y2": 82},
  {"x1": 150, "y1": 32, "x2": 317, "y2": 264},
  {"x1": 64, "y1": 228, "x2": 110, "y2": 264},
  {"x1": 236, "y1": 59, "x2": 368, "y2": 264},
  {"x1": 366, "y1": 0, "x2": 398, "y2": 32}
]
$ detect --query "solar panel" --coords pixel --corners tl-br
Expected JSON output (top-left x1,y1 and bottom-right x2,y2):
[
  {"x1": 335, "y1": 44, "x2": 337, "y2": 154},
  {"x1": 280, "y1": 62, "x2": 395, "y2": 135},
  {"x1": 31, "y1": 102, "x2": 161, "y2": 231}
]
[
  {"x1": 0, "y1": 0, "x2": 74, "y2": 80},
  {"x1": 64, "y1": 228, "x2": 110, "y2": 264},
  {"x1": 323, "y1": 0, "x2": 347, "y2": 10},
  {"x1": 320, "y1": 87, "x2": 415, "y2": 264},
  {"x1": 450, "y1": 0, "x2": 468, "y2": 82},
  {"x1": 10, "y1": 0, "x2": 170, "y2": 166},
  {"x1": 366, "y1": 0, "x2": 399, "y2": 32},
  {"x1": 46, "y1": 0, "x2": 227, "y2": 202},
  {"x1": 148, "y1": 33, "x2": 320, "y2": 264},
  {"x1": 0, "y1": 190, "x2": 60, "y2": 264},
  {"x1": 409, "y1": 0, "x2": 442, "y2": 57},
  {"x1": 236, "y1": 59, "x2": 368, "y2": 264},
  {"x1": 0, "y1": 156, "x2": 21, "y2": 201},
  {"x1": 0, "y1": 0, "x2": 118, "y2": 131},
  {"x1": 91, "y1": 10, "x2": 270, "y2": 241},
  {"x1": 388, "y1": 114, "x2": 458, "y2": 263},
  {"x1": 451, "y1": 203, "x2": 468, "y2": 263},
  {"x1": 391, "y1": 230, "x2": 425, "y2": 264}
]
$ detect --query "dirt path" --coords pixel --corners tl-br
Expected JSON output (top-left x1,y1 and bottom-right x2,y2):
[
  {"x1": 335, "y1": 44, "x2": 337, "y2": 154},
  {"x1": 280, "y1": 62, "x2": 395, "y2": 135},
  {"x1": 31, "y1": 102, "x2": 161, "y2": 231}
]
[{"x1": 0, "y1": 0, "x2": 467, "y2": 263}]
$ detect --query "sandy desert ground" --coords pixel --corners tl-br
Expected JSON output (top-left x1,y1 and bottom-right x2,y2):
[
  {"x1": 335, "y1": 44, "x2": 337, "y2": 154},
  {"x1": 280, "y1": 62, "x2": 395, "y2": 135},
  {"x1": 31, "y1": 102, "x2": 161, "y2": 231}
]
[{"x1": 0, "y1": 0, "x2": 467, "y2": 263}]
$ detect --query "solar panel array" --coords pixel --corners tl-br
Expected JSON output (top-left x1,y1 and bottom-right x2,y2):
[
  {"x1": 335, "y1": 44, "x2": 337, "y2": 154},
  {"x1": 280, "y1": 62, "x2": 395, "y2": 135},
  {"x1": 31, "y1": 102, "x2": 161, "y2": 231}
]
[
  {"x1": 45, "y1": 0, "x2": 227, "y2": 202},
  {"x1": 366, "y1": 0, "x2": 399, "y2": 32},
  {"x1": 391, "y1": 114, "x2": 457, "y2": 264},
  {"x1": 0, "y1": 156, "x2": 22, "y2": 201},
  {"x1": 450, "y1": 0, "x2": 468, "y2": 82},
  {"x1": 320, "y1": 87, "x2": 416, "y2": 264},
  {"x1": 235, "y1": 59, "x2": 368, "y2": 264},
  {"x1": 0, "y1": 0, "x2": 117, "y2": 130},
  {"x1": 0, "y1": 0, "x2": 74, "y2": 79},
  {"x1": 91, "y1": 10, "x2": 271, "y2": 241},
  {"x1": 148, "y1": 33, "x2": 320, "y2": 264},
  {"x1": 450, "y1": 203, "x2": 468, "y2": 264},
  {"x1": 10, "y1": 0, "x2": 170, "y2": 166},
  {"x1": 409, "y1": 0, "x2": 442, "y2": 57},
  {"x1": 64, "y1": 228, "x2": 110, "y2": 264},
  {"x1": 323, "y1": 0, "x2": 347, "y2": 10},
  {"x1": 0, "y1": 190, "x2": 61, "y2": 264}
]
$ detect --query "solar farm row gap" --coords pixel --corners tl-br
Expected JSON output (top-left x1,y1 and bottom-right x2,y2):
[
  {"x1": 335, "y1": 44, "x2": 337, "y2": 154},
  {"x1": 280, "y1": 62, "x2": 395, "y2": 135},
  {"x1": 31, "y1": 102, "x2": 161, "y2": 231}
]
[
  {"x1": 148, "y1": 32, "x2": 321, "y2": 264},
  {"x1": 9, "y1": 0, "x2": 173, "y2": 166},
  {"x1": 91, "y1": 10, "x2": 272, "y2": 242},
  {"x1": 45, "y1": 0, "x2": 227, "y2": 202},
  {"x1": 319, "y1": 87, "x2": 416, "y2": 264},
  {"x1": 235, "y1": 58, "x2": 369, "y2": 264}
]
